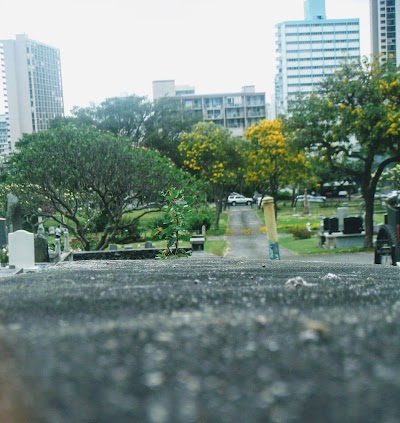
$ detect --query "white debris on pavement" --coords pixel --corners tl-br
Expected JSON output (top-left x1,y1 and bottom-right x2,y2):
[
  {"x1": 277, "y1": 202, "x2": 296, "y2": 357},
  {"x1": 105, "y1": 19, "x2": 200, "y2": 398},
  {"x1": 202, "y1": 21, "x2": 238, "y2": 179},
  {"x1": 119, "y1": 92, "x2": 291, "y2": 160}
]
[
  {"x1": 321, "y1": 273, "x2": 341, "y2": 281},
  {"x1": 285, "y1": 276, "x2": 315, "y2": 288}
]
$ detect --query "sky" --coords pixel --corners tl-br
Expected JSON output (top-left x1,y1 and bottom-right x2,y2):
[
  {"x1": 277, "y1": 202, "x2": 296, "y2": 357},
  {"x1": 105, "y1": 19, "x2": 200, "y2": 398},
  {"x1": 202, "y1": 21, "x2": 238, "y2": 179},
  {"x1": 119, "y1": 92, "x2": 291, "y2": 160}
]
[{"x1": 1, "y1": 0, "x2": 370, "y2": 115}]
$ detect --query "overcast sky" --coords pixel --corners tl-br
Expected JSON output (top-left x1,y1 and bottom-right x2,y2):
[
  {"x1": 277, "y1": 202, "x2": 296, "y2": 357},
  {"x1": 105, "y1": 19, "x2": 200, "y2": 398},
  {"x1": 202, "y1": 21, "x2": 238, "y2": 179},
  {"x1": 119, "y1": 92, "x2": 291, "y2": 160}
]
[{"x1": 1, "y1": 0, "x2": 370, "y2": 115}]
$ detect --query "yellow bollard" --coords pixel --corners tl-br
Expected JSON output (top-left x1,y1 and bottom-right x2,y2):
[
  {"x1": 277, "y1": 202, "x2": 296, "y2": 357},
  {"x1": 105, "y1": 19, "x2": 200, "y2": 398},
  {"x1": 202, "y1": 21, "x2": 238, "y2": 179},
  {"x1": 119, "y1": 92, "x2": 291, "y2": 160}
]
[{"x1": 262, "y1": 197, "x2": 280, "y2": 260}]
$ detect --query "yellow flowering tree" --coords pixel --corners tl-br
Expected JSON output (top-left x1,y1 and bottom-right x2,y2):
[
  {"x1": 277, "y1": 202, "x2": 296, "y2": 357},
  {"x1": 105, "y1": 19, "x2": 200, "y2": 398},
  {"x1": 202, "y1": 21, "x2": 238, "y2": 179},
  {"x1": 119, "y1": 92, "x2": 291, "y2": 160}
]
[
  {"x1": 179, "y1": 122, "x2": 246, "y2": 229},
  {"x1": 244, "y1": 119, "x2": 312, "y2": 211},
  {"x1": 287, "y1": 56, "x2": 400, "y2": 247}
]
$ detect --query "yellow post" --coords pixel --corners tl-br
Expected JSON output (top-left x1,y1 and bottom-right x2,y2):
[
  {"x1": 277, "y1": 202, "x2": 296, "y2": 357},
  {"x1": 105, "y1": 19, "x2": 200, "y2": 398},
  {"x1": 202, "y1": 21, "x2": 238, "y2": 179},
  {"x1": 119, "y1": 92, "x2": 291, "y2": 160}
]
[{"x1": 262, "y1": 196, "x2": 280, "y2": 260}]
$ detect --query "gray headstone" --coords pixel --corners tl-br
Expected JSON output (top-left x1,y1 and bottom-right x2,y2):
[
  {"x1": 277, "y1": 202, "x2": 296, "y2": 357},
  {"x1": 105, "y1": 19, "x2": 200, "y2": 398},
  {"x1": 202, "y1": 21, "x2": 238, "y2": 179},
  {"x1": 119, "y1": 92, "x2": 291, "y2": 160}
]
[
  {"x1": 63, "y1": 230, "x2": 70, "y2": 252},
  {"x1": 35, "y1": 235, "x2": 50, "y2": 263},
  {"x1": 337, "y1": 207, "x2": 349, "y2": 231},
  {"x1": 144, "y1": 241, "x2": 154, "y2": 248},
  {"x1": 6, "y1": 193, "x2": 23, "y2": 233},
  {"x1": 109, "y1": 244, "x2": 118, "y2": 251},
  {"x1": 0, "y1": 218, "x2": 7, "y2": 247}
]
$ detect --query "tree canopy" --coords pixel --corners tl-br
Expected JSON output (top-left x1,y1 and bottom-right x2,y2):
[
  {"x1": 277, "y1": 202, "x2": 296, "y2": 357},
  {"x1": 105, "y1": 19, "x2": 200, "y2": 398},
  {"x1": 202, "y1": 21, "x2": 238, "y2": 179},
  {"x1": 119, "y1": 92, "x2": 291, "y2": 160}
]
[
  {"x1": 142, "y1": 97, "x2": 201, "y2": 165},
  {"x1": 64, "y1": 95, "x2": 200, "y2": 164},
  {"x1": 4, "y1": 124, "x2": 198, "y2": 250},
  {"x1": 179, "y1": 122, "x2": 246, "y2": 229},
  {"x1": 244, "y1": 118, "x2": 312, "y2": 209},
  {"x1": 70, "y1": 95, "x2": 152, "y2": 145},
  {"x1": 286, "y1": 57, "x2": 400, "y2": 247}
]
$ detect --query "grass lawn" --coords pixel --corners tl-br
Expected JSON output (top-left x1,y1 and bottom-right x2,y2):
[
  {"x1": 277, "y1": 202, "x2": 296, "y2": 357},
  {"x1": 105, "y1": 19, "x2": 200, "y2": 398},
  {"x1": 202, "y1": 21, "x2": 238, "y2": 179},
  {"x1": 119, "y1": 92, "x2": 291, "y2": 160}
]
[
  {"x1": 256, "y1": 197, "x2": 381, "y2": 255},
  {"x1": 53, "y1": 199, "x2": 383, "y2": 257},
  {"x1": 207, "y1": 211, "x2": 229, "y2": 236},
  {"x1": 278, "y1": 234, "x2": 372, "y2": 255},
  {"x1": 205, "y1": 240, "x2": 228, "y2": 256}
]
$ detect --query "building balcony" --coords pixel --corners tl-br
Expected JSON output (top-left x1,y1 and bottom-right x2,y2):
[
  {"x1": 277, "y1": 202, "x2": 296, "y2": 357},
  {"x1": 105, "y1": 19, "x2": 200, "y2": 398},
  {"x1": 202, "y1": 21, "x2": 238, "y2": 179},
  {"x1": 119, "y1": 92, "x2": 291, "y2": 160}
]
[
  {"x1": 225, "y1": 104, "x2": 243, "y2": 108},
  {"x1": 206, "y1": 115, "x2": 223, "y2": 121},
  {"x1": 247, "y1": 113, "x2": 265, "y2": 118},
  {"x1": 204, "y1": 105, "x2": 222, "y2": 110},
  {"x1": 246, "y1": 102, "x2": 264, "y2": 107}
]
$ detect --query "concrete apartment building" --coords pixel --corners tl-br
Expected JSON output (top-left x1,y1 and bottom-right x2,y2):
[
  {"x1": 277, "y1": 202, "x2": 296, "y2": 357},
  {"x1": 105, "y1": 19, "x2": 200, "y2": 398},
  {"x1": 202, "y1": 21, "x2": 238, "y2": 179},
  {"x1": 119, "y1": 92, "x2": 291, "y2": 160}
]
[
  {"x1": 153, "y1": 80, "x2": 270, "y2": 138},
  {"x1": 274, "y1": 0, "x2": 360, "y2": 116},
  {"x1": 0, "y1": 34, "x2": 64, "y2": 152},
  {"x1": 370, "y1": 0, "x2": 400, "y2": 64},
  {"x1": 0, "y1": 115, "x2": 8, "y2": 154}
]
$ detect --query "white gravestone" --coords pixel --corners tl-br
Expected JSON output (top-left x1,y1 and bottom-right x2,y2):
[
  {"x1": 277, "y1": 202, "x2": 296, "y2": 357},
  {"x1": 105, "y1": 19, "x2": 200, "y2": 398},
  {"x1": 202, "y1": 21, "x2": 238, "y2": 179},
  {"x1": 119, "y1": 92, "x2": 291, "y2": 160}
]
[{"x1": 8, "y1": 230, "x2": 35, "y2": 269}]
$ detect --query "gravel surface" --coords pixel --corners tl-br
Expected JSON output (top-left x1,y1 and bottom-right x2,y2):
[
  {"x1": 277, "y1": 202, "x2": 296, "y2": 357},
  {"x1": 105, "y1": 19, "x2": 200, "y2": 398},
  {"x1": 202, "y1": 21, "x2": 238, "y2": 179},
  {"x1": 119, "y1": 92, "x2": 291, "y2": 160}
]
[{"x1": 0, "y1": 258, "x2": 399, "y2": 422}]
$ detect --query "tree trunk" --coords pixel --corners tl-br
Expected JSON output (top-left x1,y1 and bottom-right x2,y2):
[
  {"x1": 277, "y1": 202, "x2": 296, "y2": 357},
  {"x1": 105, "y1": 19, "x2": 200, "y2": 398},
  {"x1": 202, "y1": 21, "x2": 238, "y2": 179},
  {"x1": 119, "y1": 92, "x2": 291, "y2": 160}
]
[
  {"x1": 361, "y1": 155, "x2": 400, "y2": 248},
  {"x1": 213, "y1": 199, "x2": 223, "y2": 230},
  {"x1": 363, "y1": 191, "x2": 375, "y2": 248}
]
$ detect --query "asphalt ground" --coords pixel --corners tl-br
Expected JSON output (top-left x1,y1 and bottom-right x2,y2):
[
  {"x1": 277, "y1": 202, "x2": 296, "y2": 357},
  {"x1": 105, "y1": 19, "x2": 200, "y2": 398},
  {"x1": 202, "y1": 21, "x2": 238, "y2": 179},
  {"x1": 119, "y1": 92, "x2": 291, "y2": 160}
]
[{"x1": 0, "y1": 257, "x2": 399, "y2": 422}]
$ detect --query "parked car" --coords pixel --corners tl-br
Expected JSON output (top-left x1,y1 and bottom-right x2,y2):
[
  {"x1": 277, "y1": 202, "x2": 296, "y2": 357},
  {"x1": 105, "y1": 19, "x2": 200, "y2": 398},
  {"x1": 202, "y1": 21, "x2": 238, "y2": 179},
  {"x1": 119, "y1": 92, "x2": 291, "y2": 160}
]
[
  {"x1": 295, "y1": 194, "x2": 327, "y2": 203},
  {"x1": 227, "y1": 194, "x2": 253, "y2": 206}
]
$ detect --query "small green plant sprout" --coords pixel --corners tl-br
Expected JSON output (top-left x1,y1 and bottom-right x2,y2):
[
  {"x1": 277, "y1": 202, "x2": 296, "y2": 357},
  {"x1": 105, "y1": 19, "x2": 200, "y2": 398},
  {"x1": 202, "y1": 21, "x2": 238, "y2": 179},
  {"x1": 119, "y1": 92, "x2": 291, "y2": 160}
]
[{"x1": 154, "y1": 188, "x2": 193, "y2": 258}]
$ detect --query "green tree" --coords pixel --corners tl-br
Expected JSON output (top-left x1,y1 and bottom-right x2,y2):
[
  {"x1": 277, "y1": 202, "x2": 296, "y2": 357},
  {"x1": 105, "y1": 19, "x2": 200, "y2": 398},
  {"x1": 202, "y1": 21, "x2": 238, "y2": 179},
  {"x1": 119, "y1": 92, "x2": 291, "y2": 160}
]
[
  {"x1": 3, "y1": 125, "x2": 194, "y2": 251},
  {"x1": 154, "y1": 188, "x2": 193, "y2": 258},
  {"x1": 70, "y1": 95, "x2": 153, "y2": 145},
  {"x1": 179, "y1": 122, "x2": 246, "y2": 229},
  {"x1": 287, "y1": 57, "x2": 400, "y2": 247},
  {"x1": 379, "y1": 164, "x2": 400, "y2": 192},
  {"x1": 143, "y1": 97, "x2": 201, "y2": 166}
]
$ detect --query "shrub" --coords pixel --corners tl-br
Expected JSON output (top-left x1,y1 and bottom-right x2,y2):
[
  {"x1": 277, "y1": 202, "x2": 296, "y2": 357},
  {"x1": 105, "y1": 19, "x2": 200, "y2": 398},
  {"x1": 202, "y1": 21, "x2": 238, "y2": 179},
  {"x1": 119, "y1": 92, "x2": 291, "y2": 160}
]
[
  {"x1": 187, "y1": 209, "x2": 213, "y2": 233},
  {"x1": 111, "y1": 220, "x2": 143, "y2": 244},
  {"x1": 289, "y1": 225, "x2": 312, "y2": 240},
  {"x1": 146, "y1": 216, "x2": 168, "y2": 239},
  {"x1": 92, "y1": 212, "x2": 108, "y2": 232},
  {"x1": 147, "y1": 216, "x2": 166, "y2": 232},
  {"x1": 276, "y1": 191, "x2": 292, "y2": 201}
]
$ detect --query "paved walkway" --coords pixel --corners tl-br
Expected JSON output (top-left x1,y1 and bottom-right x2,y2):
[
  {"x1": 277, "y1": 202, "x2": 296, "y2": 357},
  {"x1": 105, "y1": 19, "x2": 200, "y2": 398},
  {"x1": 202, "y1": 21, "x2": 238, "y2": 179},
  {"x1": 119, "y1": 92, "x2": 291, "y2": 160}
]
[
  {"x1": 0, "y1": 258, "x2": 398, "y2": 422},
  {"x1": 222, "y1": 205, "x2": 374, "y2": 264}
]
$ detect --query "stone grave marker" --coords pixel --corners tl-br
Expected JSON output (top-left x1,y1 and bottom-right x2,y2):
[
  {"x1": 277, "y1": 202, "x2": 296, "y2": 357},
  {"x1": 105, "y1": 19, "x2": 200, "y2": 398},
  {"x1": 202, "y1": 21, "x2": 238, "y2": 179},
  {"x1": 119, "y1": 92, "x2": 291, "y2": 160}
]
[
  {"x1": 8, "y1": 230, "x2": 35, "y2": 269},
  {"x1": 343, "y1": 216, "x2": 363, "y2": 234},
  {"x1": 34, "y1": 234, "x2": 50, "y2": 263},
  {"x1": 337, "y1": 207, "x2": 349, "y2": 231},
  {"x1": 329, "y1": 217, "x2": 339, "y2": 234},
  {"x1": 63, "y1": 230, "x2": 70, "y2": 252},
  {"x1": 6, "y1": 193, "x2": 23, "y2": 233},
  {"x1": 0, "y1": 218, "x2": 7, "y2": 247}
]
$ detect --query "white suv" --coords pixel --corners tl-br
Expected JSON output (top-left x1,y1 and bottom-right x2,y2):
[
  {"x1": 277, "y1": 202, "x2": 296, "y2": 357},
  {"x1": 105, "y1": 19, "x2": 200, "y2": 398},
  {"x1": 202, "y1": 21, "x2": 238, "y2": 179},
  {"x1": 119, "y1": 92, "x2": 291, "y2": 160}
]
[{"x1": 227, "y1": 194, "x2": 253, "y2": 206}]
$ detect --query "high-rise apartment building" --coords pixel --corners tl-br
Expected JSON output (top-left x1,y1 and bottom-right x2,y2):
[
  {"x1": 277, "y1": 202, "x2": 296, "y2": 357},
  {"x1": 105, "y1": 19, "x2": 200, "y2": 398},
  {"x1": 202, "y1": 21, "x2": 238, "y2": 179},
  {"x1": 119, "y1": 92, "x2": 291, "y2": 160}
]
[
  {"x1": 274, "y1": 0, "x2": 360, "y2": 116},
  {"x1": 153, "y1": 80, "x2": 269, "y2": 138},
  {"x1": 370, "y1": 0, "x2": 400, "y2": 64},
  {"x1": 0, "y1": 34, "x2": 64, "y2": 152},
  {"x1": 0, "y1": 115, "x2": 8, "y2": 154}
]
